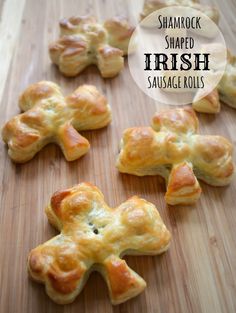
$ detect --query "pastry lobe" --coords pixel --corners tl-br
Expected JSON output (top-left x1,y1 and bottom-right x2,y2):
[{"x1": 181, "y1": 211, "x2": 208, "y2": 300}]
[
  {"x1": 59, "y1": 16, "x2": 97, "y2": 35},
  {"x1": 104, "y1": 16, "x2": 135, "y2": 54},
  {"x1": 117, "y1": 108, "x2": 234, "y2": 205},
  {"x1": 28, "y1": 183, "x2": 171, "y2": 304},
  {"x1": 218, "y1": 53, "x2": 236, "y2": 109},
  {"x1": 193, "y1": 88, "x2": 220, "y2": 114},
  {"x1": 28, "y1": 238, "x2": 87, "y2": 303},
  {"x1": 49, "y1": 35, "x2": 90, "y2": 77},
  {"x1": 192, "y1": 49, "x2": 236, "y2": 113},
  {"x1": 2, "y1": 81, "x2": 111, "y2": 163},
  {"x1": 49, "y1": 15, "x2": 135, "y2": 77},
  {"x1": 192, "y1": 135, "x2": 234, "y2": 186},
  {"x1": 152, "y1": 106, "x2": 198, "y2": 134}
]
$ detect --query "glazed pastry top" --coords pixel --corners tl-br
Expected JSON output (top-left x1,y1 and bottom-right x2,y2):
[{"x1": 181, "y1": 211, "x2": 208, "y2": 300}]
[
  {"x1": 49, "y1": 15, "x2": 135, "y2": 77},
  {"x1": 28, "y1": 183, "x2": 171, "y2": 305},
  {"x1": 117, "y1": 108, "x2": 234, "y2": 205},
  {"x1": 2, "y1": 81, "x2": 111, "y2": 162}
]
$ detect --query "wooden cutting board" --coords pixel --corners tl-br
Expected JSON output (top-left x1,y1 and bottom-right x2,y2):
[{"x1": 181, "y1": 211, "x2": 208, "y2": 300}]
[{"x1": 0, "y1": 0, "x2": 236, "y2": 312}]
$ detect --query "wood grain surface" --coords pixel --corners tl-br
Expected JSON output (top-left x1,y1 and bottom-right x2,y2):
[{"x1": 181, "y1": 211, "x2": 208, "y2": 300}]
[{"x1": 0, "y1": 0, "x2": 236, "y2": 312}]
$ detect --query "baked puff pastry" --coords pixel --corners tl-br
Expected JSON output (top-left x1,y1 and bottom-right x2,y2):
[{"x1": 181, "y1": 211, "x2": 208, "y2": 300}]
[
  {"x1": 2, "y1": 81, "x2": 111, "y2": 163},
  {"x1": 193, "y1": 51, "x2": 236, "y2": 113},
  {"x1": 218, "y1": 52, "x2": 236, "y2": 109},
  {"x1": 192, "y1": 88, "x2": 221, "y2": 114},
  {"x1": 28, "y1": 182, "x2": 171, "y2": 305},
  {"x1": 140, "y1": 0, "x2": 219, "y2": 25},
  {"x1": 117, "y1": 108, "x2": 234, "y2": 205},
  {"x1": 49, "y1": 16, "x2": 135, "y2": 78}
]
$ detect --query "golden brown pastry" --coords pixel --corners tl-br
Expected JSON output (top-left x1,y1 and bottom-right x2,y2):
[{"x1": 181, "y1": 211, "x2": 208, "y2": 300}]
[
  {"x1": 218, "y1": 52, "x2": 236, "y2": 109},
  {"x1": 117, "y1": 108, "x2": 234, "y2": 205},
  {"x1": 2, "y1": 81, "x2": 111, "y2": 163},
  {"x1": 193, "y1": 51, "x2": 236, "y2": 113},
  {"x1": 140, "y1": 0, "x2": 219, "y2": 25},
  {"x1": 192, "y1": 88, "x2": 220, "y2": 113},
  {"x1": 28, "y1": 182, "x2": 171, "y2": 305},
  {"x1": 49, "y1": 15, "x2": 135, "y2": 78}
]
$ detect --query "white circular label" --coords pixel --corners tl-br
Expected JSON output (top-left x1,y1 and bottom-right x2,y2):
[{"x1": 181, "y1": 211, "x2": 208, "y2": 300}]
[{"x1": 128, "y1": 6, "x2": 227, "y2": 105}]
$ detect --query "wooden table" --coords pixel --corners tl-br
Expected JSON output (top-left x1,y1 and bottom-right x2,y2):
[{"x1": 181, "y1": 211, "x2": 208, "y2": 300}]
[{"x1": 0, "y1": 0, "x2": 236, "y2": 312}]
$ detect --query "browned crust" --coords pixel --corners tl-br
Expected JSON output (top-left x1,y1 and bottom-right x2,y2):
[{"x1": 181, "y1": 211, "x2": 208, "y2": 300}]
[
  {"x1": 59, "y1": 16, "x2": 96, "y2": 31},
  {"x1": 67, "y1": 85, "x2": 110, "y2": 115},
  {"x1": 51, "y1": 189, "x2": 72, "y2": 217},
  {"x1": 98, "y1": 45, "x2": 123, "y2": 58},
  {"x1": 48, "y1": 15, "x2": 134, "y2": 77},
  {"x1": 28, "y1": 250, "x2": 45, "y2": 275},
  {"x1": 59, "y1": 123, "x2": 90, "y2": 149},
  {"x1": 28, "y1": 183, "x2": 171, "y2": 304},
  {"x1": 152, "y1": 107, "x2": 198, "y2": 133},
  {"x1": 104, "y1": 17, "x2": 135, "y2": 40},
  {"x1": 105, "y1": 257, "x2": 138, "y2": 297},
  {"x1": 1, "y1": 82, "x2": 111, "y2": 163},
  {"x1": 48, "y1": 266, "x2": 85, "y2": 294},
  {"x1": 167, "y1": 163, "x2": 199, "y2": 192},
  {"x1": 117, "y1": 107, "x2": 234, "y2": 203},
  {"x1": 49, "y1": 36, "x2": 88, "y2": 61}
]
